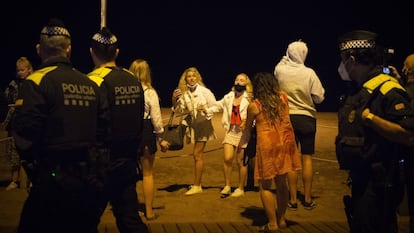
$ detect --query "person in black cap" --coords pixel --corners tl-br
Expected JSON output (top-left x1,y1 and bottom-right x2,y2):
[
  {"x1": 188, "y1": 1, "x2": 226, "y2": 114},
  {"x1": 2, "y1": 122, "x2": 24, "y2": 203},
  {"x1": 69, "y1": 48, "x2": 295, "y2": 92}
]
[
  {"x1": 87, "y1": 27, "x2": 148, "y2": 233},
  {"x1": 336, "y1": 29, "x2": 414, "y2": 233},
  {"x1": 11, "y1": 18, "x2": 106, "y2": 233}
]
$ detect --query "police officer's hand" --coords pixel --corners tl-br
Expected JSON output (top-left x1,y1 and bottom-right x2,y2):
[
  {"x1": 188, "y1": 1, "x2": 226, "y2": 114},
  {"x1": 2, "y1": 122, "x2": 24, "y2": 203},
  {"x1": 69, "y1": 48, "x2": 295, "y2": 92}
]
[{"x1": 388, "y1": 65, "x2": 401, "y2": 79}]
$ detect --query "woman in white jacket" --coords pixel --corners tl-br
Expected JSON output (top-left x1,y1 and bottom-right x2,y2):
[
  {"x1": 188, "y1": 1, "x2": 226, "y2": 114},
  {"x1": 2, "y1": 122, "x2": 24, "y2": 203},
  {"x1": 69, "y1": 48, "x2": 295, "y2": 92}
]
[
  {"x1": 205, "y1": 73, "x2": 253, "y2": 197},
  {"x1": 172, "y1": 67, "x2": 217, "y2": 195}
]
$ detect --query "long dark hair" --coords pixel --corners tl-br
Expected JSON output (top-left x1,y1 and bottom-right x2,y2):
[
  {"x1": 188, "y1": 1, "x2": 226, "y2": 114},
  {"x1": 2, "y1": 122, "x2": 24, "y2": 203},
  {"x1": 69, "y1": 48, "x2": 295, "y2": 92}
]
[{"x1": 252, "y1": 72, "x2": 285, "y2": 126}]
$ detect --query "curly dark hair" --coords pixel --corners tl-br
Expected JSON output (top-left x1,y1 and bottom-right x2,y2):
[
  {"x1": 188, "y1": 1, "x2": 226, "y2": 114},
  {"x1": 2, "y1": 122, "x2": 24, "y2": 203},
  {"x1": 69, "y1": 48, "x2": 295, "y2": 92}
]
[{"x1": 252, "y1": 72, "x2": 285, "y2": 126}]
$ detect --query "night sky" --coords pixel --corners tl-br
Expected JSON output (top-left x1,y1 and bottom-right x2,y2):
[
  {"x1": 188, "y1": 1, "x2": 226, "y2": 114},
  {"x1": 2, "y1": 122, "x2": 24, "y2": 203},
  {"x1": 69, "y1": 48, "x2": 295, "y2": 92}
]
[{"x1": 3, "y1": 1, "x2": 411, "y2": 111}]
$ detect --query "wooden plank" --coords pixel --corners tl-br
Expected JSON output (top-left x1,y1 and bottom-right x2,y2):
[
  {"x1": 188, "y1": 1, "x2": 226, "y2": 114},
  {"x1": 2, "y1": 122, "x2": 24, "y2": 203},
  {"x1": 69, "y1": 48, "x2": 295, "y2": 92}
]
[
  {"x1": 177, "y1": 223, "x2": 195, "y2": 233},
  {"x1": 203, "y1": 223, "x2": 224, "y2": 233},
  {"x1": 309, "y1": 221, "x2": 341, "y2": 233},
  {"x1": 327, "y1": 221, "x2": 349, "y2": 233},
  {"x1": 298, "y1": 222, "x2": 324, "y2": 233},
  {"x1": 288, "y1": 223, "x2": 318, "y2": 233},
  {"x1": 216, "y1": 222, "x2": 238, "y2": 233},
  {"x1": 229, "y1": 222, "x2": 255, "y2": 233},
  {"x1": 147, "y1": 223, "x2": 166, "y2": 233},
  {"x1": 147, "y1": 221, "x2": 354, "y2": 233},
  {"x1": 189, "y1": 223, "x2": 209, "y2": 233},
  {"x1": 279, "y1": 226, "x2": 296, "y2": 233}
]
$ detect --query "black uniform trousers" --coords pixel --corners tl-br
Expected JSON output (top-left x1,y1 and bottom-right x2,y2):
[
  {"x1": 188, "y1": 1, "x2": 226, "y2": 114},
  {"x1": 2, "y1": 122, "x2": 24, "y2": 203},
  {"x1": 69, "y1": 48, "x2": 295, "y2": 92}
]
[
  {"x1": 17, "y1": 158, "x2": 105, "y2": 233},
  {"x1": 102, "y1": 157, "x2": 149, "y2": 233}
]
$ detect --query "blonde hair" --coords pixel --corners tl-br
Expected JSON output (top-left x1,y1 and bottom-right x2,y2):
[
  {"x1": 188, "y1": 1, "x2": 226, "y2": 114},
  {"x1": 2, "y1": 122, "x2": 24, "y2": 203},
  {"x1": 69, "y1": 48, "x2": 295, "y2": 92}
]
[
  {"x1": 177, "y1": 67, "x2": 206, "y2": 92},
  {"x1": 129, "y1": 59, "x2": 152, "y2": 89},
  {"x1": 231, "y1": 72, "x2": 253, "y2": 96},
  {"x1": 16, "y1": 56, "x2": 33, "y2": 73}
]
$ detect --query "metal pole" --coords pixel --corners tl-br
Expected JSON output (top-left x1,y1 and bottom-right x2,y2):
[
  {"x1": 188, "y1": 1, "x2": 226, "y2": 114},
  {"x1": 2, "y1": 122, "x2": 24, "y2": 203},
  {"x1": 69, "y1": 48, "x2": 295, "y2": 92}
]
[{"x1": 100, "y1": 0, "x2": 106, "y2": 28}]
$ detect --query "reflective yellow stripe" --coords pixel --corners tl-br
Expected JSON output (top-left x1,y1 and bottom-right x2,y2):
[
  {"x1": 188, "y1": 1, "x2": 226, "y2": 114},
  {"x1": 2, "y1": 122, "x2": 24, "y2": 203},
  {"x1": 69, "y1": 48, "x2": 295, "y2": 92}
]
[
  {"x1": 87, "y1": 67, "x2": 112, "y2": 87},
  {"x1": 363, "y1": 74, "x2": 404, "y2": 95},
  {"x1": 27, "y1": 66, "x2": 58, "y2": 85}
]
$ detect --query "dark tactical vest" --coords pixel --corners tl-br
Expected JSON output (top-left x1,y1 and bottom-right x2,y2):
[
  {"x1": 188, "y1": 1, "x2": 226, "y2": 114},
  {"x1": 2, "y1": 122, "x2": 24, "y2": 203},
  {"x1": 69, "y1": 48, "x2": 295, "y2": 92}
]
[{"x1": 335, "y1": 74, "x2": 393, "y2": 170}]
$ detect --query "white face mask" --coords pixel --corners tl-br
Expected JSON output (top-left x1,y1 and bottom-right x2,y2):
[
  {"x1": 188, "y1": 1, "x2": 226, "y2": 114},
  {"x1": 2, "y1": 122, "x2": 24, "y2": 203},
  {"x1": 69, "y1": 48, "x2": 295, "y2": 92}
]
[
  {"x1": 338, "y1": 62, "x2": 352, "y2": 81},
  {"x1": 186, "y1": 83, "x2": 198, "y2": 90}
]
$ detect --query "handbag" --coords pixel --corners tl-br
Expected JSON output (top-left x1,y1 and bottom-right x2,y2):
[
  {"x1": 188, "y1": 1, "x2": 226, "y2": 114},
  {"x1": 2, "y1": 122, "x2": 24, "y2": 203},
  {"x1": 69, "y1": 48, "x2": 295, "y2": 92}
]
[{"x1": 162, "y1": 109, "x2": 187, "y2": 150}]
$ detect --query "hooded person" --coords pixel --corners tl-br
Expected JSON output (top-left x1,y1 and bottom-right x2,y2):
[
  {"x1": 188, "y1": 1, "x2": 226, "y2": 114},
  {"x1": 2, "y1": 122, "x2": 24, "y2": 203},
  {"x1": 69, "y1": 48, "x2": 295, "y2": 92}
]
[{"x1": 273, "y1": 40, "x2": 325, "y2": 211}]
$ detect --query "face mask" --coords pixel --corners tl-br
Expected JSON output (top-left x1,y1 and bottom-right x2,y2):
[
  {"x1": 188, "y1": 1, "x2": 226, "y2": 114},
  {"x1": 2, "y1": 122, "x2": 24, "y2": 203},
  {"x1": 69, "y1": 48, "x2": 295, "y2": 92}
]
[
  {"x1": 234, "y1": 84, "x2": 246, "y2": 92},
  {"x1": 186, "y1": 83, "x2": 198, "y2": 90},
  {"x1": 338, "y1": 62, "x2": 351, "y2": 81}
]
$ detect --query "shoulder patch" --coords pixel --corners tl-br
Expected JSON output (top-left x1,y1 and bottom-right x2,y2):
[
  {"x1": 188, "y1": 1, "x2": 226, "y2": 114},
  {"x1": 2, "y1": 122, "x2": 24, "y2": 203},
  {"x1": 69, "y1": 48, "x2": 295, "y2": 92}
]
[
  {"x1": 379, "y1": 80, "x2": 405, "y2": 95},
  {"x1": 87, "y1": 67, "x2": 111, "y2": 87},
  {"x1": 363, "y1": 74, "x2": 404, "y2": 95},
  {"x1": 27, "y1": 66, "x2": 58, "y2": 85}
]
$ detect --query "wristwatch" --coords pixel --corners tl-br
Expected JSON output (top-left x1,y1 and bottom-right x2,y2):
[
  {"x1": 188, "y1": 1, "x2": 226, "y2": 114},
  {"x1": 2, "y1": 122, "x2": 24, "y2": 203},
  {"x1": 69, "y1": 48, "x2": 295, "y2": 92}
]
[{"x1": 365, "y1": 113, "x2": 375, "y2": 121}]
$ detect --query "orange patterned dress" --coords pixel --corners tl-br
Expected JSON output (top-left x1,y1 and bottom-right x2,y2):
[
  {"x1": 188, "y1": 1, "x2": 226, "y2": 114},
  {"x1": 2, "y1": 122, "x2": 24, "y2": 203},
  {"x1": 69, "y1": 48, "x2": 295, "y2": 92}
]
[{"x1": 254, "y1": 93, "x2": 302, "y2": 180}]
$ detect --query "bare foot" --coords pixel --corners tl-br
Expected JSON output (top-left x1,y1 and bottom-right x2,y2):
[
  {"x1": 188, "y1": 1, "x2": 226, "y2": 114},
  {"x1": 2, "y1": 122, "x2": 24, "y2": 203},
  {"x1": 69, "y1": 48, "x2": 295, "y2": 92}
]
[{"x1": 279, "y1": 217, "x2": 287, "y2": 229}]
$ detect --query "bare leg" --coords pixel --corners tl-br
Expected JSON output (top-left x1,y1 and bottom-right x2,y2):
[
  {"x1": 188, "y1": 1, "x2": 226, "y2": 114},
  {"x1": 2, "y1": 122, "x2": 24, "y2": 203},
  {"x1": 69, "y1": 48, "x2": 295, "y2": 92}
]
[
  {"x1": 223, "y1": 143, "x2": 235, "y2": 187},
  {"x1": 275, "y1": 174, "x2": 289, "y2": 228},
  {"x1": 193, "y1": 141, "x2": 206, "y2": 186},
  {"x1": 259, "y1": 179, "x2": 279, "y2": 231},
  {"x1": 287, "y1": 170, "x2": 298, "y2": 204},
  {"x1": 140, "y1": 148, "x2": 156, "y2": 219},
  {"x1": 302, "y1": 154, "x2": 313, "y2": 203}
]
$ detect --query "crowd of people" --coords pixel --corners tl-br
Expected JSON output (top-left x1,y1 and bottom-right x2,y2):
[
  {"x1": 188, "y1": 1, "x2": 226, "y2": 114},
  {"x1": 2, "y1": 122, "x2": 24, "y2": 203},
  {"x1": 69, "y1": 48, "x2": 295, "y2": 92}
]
[{"x1": 1, "y1": 17, "x2": 413, "y2": 233}]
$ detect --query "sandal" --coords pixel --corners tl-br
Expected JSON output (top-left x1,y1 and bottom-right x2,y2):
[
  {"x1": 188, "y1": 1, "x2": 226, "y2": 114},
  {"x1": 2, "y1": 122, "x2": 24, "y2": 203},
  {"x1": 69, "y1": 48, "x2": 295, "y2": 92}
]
[
  {"x1": 303, "y1": 200, "x2": 317, "y2": 210},
  {"x1": 258, "y1": 224, "x2": 282, "y2": 233},
  {"x1": 287, "y1": 202, "x2": 298, "y2": 210}
]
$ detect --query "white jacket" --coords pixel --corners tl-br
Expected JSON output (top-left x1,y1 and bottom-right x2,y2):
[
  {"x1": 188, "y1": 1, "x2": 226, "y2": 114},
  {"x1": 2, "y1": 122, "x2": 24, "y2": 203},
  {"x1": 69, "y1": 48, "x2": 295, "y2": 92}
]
[
  {"x1": 176, "y1": 85, "x2": 216, "y2": 120},
  {"x1": 207, "y1": 91, "x2": 250, "y2": 131}
]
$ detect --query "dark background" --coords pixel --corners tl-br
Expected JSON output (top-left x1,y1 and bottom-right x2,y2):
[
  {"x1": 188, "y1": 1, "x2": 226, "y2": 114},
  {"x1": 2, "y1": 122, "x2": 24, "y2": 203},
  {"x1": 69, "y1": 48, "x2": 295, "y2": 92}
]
[{"x1": 2, "y1": 1, "x2": 411, "y2": 111}]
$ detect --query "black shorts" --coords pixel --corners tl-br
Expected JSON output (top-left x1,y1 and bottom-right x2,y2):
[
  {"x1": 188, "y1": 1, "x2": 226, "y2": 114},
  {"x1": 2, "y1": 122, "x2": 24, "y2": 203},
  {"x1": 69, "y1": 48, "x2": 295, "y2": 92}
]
[
  {"x1": 139, "y1": 119, "x2": 157, "y2": 155},
  {"x1": 290, "y1": 114, "x2": 316, "y2": 155}
]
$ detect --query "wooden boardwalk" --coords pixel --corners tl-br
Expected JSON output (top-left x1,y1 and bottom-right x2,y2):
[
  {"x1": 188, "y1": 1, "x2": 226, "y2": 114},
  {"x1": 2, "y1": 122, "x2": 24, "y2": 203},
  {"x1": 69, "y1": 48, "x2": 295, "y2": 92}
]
[
  {"x1": 1, "y1": 113, "x2": 411, "y2": 233},
  {"x1": 96, "y1": 220, "x2": 412, "y2": 233},
  {"x1": 146, "y1": 221, "x2": 350, "y2": 233}
]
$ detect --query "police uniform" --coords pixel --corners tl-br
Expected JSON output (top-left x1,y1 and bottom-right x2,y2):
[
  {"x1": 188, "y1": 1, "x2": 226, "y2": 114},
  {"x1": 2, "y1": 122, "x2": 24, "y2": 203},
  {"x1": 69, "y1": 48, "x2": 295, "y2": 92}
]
[
  {"x1": 12, "y1": 19, "x2": 105, "y2": 233},
  {"x1": 337, "y1": 30, "x2": 414, "y2": 233},
  {"x1": 352, "y1": 70, "x2": 414, "y2": 233},
  {"x1": 88, "y1": 27, "x2": 146, "y2": 233}
]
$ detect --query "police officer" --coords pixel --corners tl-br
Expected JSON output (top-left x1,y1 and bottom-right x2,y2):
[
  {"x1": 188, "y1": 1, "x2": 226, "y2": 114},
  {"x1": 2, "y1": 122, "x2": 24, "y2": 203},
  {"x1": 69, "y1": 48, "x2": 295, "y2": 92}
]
[
  {"x1": 337, "y1": 30, "x2": 414, "y2": 233},
  {"x1": 11, "y1": 18, "x2": 105, "y2": 233},
  {"x1": 87, "y1": 27, "x2": 148, "y2": 233}
]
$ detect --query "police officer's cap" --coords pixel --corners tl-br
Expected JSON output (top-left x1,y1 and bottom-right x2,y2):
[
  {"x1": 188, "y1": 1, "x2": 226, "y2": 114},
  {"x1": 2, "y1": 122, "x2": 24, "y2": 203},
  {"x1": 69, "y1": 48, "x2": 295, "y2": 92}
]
[
  {"x1": 91, "y1": 27, "x2": 118, "y2": 46},
  {"x1": 40, "y1": 18, "x2": 71, "y2": 38},
  {"x1": 338, "y1": 30, "x2": 377, "y2": 51}
]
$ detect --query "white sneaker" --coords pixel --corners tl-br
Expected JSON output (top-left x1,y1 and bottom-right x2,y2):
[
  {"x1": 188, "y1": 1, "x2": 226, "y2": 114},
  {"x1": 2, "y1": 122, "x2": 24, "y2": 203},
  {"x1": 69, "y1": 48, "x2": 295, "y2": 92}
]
[
  {"x1": 231, "y1": 188, "x2": 245, "y2": 197},
  {"x1": 185, "y1": 185, "x2": 203, "y2": 195},
  {"x1": 220, "y1": 186, "x2": 231, "y2": 195},
  {"x1": 5, "y1": 181, "x2": 19, "y2": 191}
]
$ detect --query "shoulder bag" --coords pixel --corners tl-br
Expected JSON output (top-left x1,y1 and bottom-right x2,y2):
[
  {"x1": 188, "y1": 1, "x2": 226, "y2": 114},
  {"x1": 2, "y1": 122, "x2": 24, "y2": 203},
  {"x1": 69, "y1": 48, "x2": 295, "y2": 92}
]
[{"x1": 162, "y1": 109, "x2": 187, "y2": 150}]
